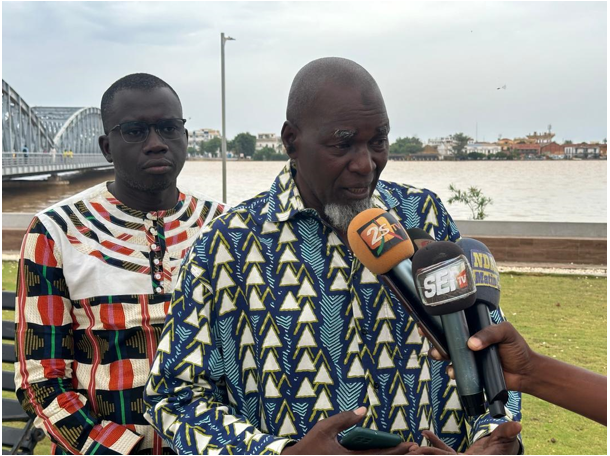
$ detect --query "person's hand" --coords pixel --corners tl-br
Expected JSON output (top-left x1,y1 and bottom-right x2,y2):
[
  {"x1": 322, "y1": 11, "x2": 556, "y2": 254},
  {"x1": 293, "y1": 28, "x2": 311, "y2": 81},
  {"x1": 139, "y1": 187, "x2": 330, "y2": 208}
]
[
  {"x1": 409, "y1": 430, "x2": 456, "y2": 455},
  {"x1": 281, "y1": 407, "x2": 419, "y2": 455},
  {"x1": 466, "y1": 322, "x2": 536, "y2": 393},
  {"x1": 421, "y1": 322, "x2": 536, "y2": 394},
  {"x1": 464, "y1": 422, "x2": 521, "y2": 454},
  {"x1": 411, "y1": 421, "x2": 522, "y2": 455}
]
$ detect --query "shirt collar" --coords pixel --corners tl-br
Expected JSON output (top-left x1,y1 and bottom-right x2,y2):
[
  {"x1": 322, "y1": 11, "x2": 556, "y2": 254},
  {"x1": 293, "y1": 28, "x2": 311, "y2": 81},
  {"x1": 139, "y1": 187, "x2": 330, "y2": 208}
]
[
  {"x1": 264, "y1": 161, "x2": 399, "y2": 223},
  {"x1": 102, "y1": 181, "x2": 187, "y2": 220}
]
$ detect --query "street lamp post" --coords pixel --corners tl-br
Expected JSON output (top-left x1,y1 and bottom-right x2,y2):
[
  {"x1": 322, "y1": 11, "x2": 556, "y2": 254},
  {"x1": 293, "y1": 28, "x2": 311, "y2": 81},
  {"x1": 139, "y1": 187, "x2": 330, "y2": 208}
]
[{"x1": 220, "y1": 32, "x2": 235, "y2": 203}]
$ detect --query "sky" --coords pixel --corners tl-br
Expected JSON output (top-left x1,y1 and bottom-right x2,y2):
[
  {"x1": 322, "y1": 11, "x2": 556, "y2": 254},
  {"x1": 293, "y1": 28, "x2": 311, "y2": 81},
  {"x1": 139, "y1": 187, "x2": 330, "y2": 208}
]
[{"x1": 2, "y1": 1, "x2": 607, "y2": 143}]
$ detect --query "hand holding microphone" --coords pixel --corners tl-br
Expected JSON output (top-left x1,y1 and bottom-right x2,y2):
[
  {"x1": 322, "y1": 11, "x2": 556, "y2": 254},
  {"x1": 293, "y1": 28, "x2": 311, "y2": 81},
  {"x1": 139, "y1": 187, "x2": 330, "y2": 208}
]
[
  {"x1": 469, "y1": 322, "x2": 607, "y2": 426},
  {"x1": 466, "y1": 321, "x2": 535, "y2": 394},
  {"x1": 424, "y1": 239, "x2": 606, "y2": 425}
]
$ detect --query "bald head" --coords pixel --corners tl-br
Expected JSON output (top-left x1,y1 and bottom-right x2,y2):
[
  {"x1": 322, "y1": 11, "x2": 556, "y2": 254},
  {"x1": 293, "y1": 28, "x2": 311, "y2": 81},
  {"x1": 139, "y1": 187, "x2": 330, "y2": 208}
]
[{"x1": 286, "y1": 57, "x2": 384, "y2": 127}]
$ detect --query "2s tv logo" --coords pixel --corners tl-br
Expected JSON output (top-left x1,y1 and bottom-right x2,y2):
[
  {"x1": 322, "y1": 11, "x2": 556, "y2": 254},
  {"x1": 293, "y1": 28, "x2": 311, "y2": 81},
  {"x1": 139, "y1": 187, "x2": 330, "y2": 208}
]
[
  {"x1": 357, "y1": 212, "x2": 408, "y2": 258},
  {"x1": 365, "y1": 222, "x2": 391, "y2": 247}
]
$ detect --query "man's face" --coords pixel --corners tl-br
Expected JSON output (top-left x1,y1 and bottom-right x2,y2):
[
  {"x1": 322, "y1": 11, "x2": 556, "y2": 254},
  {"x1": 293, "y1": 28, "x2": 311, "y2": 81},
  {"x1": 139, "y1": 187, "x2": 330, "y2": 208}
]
[
  {"x1": 99, "y1": 87, "x2": 187, "y2": 193},
  {"x1": 285, "y1": 83, "x2": 390, "y2": 227}
]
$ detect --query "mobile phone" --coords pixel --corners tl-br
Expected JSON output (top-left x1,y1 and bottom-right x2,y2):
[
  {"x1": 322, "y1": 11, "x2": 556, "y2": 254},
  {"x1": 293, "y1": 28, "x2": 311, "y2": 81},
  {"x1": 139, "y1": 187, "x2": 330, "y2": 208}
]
[
  {"x1": 380, "y1": 273, "x2": 450, "y2": 359},
  {"x1": 340, "y1": 427, "x2": 403, "y2": 451}
]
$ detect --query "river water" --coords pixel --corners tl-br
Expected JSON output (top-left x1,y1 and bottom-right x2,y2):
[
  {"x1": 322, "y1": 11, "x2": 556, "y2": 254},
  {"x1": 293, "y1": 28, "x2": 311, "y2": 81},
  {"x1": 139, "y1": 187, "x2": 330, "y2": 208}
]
[{"x1": 2, "y1": 160, "x2": 607, "y2": 223}]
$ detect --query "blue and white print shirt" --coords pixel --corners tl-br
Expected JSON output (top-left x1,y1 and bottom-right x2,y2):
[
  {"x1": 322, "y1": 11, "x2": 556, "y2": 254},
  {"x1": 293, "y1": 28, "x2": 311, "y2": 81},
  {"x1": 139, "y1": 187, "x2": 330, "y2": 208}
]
[{"x1": 144, "y1": 161, "x2": 521, "y2": 454}]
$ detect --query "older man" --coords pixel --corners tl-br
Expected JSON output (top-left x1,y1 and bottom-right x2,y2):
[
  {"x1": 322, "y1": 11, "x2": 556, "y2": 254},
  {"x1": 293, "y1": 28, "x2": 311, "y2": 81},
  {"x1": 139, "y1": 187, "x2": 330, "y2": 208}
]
[
  {"x1": 15, "y1": 73, "x2": 225, "y2": 455},
  {"x1": 144, "y1": 58, "x2": 521, "y2": 454}
]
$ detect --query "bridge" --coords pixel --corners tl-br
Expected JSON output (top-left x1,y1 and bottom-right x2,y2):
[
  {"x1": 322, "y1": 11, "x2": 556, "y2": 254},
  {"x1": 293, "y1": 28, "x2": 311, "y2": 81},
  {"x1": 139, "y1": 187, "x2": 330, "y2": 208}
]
[{"x1": 2, "y1": 79, "x2": 111, "y2": 179}]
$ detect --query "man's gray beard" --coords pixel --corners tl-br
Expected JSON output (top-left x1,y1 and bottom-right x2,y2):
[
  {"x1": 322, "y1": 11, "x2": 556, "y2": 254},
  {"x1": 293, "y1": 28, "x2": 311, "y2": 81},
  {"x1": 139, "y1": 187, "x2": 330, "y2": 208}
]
[{"x1": 324, "y1": 198, "x2": 373, "y2": 232}]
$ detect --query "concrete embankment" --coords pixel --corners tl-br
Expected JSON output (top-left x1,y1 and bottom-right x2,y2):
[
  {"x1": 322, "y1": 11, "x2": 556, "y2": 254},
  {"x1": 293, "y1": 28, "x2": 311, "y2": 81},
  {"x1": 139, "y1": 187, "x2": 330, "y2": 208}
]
[
  {"x1": 454, "y1": 220, "x2": 607, "y2": 266},
  {"x1": 2, "y1": 213, "x2": 607, "y2": 270}
]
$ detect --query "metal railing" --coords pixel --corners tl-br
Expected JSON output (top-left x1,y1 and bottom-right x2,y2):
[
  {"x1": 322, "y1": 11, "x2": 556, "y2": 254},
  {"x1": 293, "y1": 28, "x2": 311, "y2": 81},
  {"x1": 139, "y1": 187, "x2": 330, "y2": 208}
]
[{"x1": 2, "y1": 152, "x2": 112, "y2": 178}]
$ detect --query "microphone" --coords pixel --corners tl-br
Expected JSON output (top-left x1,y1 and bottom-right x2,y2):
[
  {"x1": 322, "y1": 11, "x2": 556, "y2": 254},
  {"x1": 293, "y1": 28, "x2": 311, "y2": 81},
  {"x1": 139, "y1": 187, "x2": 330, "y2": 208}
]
[
  {"x1": 404, "y1": 228, "x2": 445, "y2": 341},
  {"x1": 410, "y1": 241, "x2": 486, "y2": 417},
  {"x1": 457, "y1": 238, "x2": 508, "y2": 418},
  {"x1": 406, "y1": 228, "x2": 436, "y2": 252},
  {"x1": 347, "y1": 209, "x2": 448, "y2": 360}
]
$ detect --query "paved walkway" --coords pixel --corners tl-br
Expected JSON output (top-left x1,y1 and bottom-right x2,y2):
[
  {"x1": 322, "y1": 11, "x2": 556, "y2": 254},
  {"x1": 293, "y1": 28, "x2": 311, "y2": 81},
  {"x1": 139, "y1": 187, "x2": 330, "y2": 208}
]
[
  {"x1": 497, "y1": 261, "x2": 606, "y2": 277},
  {"x1": 2, "y1": 253, "x2": 606, "y2": 277}
]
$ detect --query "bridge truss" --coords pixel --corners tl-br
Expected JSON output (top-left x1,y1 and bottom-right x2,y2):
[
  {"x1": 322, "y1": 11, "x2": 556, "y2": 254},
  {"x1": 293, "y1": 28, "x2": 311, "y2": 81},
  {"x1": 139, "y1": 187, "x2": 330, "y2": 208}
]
[{"x1": 2, "y1": 80, "x2": 104, "y2": 154}]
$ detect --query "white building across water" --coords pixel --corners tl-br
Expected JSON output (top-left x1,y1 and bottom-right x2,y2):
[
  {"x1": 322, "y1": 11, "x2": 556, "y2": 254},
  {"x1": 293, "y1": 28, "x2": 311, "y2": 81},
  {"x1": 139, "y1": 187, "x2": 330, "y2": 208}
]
[
  {"x1": 427, "y1": 137, "x2": 456, "y2": 158},
  {"x1": 187, "y1": 128, "x2": 221, "y2": 148},
  {"x1": 256, "y1": 133, "x2": 284, "y2": 153},
  {"x1": 465, "y1": 142, "x2": 501, "y2": 156}
]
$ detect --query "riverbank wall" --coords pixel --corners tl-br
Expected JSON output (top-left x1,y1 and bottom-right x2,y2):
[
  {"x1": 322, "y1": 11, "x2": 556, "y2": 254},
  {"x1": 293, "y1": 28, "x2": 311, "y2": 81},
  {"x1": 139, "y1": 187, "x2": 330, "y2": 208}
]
[
  {"x1": 454, "y1": 220, "x2": 606, "y2": 265},
  {"x1": 2, "y1": 213, "x2": 606, "y2": 266}
]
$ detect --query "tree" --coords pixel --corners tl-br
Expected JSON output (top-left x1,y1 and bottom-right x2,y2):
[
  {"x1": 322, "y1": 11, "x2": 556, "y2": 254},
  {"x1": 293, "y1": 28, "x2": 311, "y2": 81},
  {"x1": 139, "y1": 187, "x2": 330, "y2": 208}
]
[
  {"x1": 253, "y1": 146, "x2": 286, "y2": 161},
  {"x1": 451, "y1": 133, "x2": 472, "y2": 157},
  {"x1": 389, "y1": 137, "x2": 423, "y2": 155},
  {"x1": 564, "y1": 140, "x2": 573, "y2": 145},
  {"x1": 202, "y1": 137, "x2": 222, "y2": 156},
  {"x1": 467, "y1": 152, "x2": 486, "y2": 160},
  {"x1": 231, "y1": 132, "x2": 257, "y2": 158},
  {"x1": 494, "y1": 151, "x2": 515, "y2": 160},
  {"x1": 447, "y1": 184, "x2": 493, "y2": 220},
  {"x1": 187, "y1": 146, "x2": 198, "y2": 156}
]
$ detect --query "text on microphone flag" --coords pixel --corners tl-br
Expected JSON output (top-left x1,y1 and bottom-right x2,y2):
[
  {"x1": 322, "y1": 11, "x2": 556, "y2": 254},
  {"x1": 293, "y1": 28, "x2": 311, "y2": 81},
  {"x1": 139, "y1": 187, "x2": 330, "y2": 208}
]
[
  {"x1": 356, "y1": 212, "x2": 408, "y2": 257},
  {"x1": 469, "y1": 249, "x2": 500, "y2": 290},
  {"x1": 416, "y1": 256, "x2": 477, "y2": 307}
]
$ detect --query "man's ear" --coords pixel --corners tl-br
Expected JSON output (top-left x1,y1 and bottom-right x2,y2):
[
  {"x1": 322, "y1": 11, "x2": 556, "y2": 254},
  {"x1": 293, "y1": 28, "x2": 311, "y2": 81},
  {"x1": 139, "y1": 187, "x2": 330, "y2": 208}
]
[
  {"x1": 281, "y1": 121, "x2": 299, "y2": 158},
  {"x1": 99, "y1": 135, "x2": 113, "y2": 163}
]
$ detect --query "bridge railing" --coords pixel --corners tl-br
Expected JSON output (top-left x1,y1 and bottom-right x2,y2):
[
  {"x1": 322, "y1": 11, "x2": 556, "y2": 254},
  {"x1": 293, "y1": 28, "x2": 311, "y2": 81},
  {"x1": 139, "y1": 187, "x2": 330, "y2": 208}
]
[
  {"x1": 2, "y1": 152, "x2": 112, "y2": 178},
  {"x1": 2, "y1": 152, "x2": 108, "y2": 168}
]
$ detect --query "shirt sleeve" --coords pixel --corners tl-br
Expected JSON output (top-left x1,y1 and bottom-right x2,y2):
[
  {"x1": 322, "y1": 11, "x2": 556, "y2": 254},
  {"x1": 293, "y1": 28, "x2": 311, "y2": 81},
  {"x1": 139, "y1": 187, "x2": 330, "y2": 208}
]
[
  {"x1": 143, "y1": 239, "x2": 294, "y2": 455},
  {"x1": 15, "y1": 216, "x2": 143, "y2": 455}
]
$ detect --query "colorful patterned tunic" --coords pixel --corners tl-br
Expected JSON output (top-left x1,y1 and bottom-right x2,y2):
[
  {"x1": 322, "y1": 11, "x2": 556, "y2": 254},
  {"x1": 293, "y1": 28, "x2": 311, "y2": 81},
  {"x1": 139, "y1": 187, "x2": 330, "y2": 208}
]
[
  {"x1": 144, "y1": 162, "x2": 521, "y2": 454},
  {"x1": 15, "y1": 182, "x2": 225, "y2": 455}
]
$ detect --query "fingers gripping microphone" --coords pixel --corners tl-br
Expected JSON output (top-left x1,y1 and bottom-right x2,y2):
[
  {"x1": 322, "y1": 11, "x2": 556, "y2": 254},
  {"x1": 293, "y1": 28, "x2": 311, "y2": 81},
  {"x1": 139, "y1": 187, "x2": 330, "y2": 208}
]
[
  {"x1": 347, "y1": 209, "x2": 449, "y2": 359},
  {"x1": 457, "y1": 238, "x2": 508, "y2": 418},
  {"x1": 411, "y1": 241, "x2": 486, "y2": 417}
]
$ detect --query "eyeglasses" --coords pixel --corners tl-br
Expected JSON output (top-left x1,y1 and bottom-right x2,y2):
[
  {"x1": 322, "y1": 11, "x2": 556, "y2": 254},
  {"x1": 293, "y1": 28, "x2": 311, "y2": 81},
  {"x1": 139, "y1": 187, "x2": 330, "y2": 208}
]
[{"x1": 110, "y1": 118, "x2": 187, "y2": 143}]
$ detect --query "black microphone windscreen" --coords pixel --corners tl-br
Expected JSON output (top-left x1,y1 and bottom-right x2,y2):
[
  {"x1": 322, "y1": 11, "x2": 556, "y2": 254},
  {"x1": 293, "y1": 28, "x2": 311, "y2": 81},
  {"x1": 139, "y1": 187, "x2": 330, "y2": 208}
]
[
  {"x1": 411, "y1": 241, "x2": 477, "y2": 316},
  {"x1": 406, "y1": 228, "x2": 435, "y2": 252},
  {"x1": 457, "y1": 238, "x2": 500, "y2": 309}
]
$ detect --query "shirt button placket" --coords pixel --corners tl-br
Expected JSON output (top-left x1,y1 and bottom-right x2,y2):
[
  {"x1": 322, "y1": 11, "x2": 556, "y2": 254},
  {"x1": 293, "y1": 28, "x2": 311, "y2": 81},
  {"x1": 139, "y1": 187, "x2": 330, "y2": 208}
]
[{"x1": 147, "y1": 212, "x2": 163, "y2": 294}]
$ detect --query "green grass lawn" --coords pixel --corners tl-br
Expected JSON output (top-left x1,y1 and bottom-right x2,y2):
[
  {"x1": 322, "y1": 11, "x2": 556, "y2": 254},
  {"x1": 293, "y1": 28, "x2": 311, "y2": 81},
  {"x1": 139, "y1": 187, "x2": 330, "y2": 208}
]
[
  {"x1": 499, "y1": 273, "x2": 607, "y2": 454},
  {"x1": 2, "y1": 262, "x2": 607, "y2": 455}
]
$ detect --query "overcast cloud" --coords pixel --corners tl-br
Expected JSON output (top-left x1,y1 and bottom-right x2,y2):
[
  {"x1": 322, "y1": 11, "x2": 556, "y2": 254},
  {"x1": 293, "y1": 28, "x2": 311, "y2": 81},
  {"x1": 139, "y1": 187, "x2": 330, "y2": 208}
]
[{"x1": 2, "y1": 1, "x2": 607, "y2": 143}]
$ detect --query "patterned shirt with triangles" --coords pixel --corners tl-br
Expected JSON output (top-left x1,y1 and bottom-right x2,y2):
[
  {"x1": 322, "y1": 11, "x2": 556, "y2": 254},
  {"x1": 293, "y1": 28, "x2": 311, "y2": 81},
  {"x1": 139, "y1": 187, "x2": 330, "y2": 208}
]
[{"x1": 144, "y1": 161, "x2": 522, "y2": 454}]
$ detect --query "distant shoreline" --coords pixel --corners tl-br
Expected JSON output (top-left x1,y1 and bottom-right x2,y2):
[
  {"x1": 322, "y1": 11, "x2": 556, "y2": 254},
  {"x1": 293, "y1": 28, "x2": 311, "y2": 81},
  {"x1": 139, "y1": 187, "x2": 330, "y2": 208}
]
[{"x1": 186, "y1": 156, "x2": 607, "y2": 162}]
